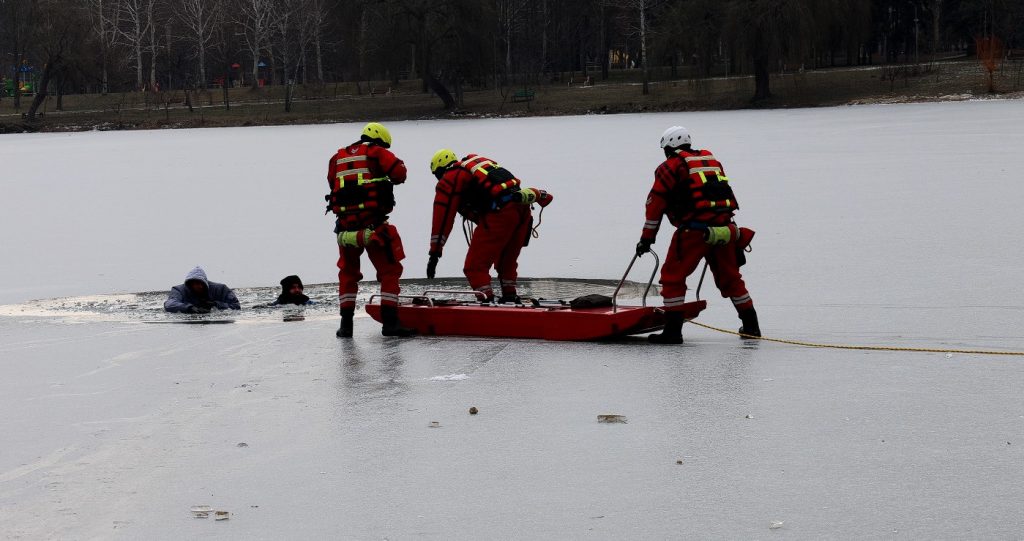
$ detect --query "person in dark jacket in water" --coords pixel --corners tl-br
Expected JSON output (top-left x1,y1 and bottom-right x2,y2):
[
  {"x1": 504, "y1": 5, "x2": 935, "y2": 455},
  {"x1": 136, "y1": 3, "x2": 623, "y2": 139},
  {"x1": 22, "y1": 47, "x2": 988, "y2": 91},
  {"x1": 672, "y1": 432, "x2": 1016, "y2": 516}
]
[
  {"x1": 271, "y1": 275, "x2": 315, "y2": 306},
  {"x1": 164, "y1": 266, "x2": 241, "y2": 313}
]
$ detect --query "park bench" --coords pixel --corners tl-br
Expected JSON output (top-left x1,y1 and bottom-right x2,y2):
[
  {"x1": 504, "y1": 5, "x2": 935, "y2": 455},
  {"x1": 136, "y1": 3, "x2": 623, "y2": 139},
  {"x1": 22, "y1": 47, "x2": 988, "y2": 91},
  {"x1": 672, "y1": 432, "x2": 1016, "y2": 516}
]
[{"x1": 511, "y1": 89, "x2": 535, "y2": 102}]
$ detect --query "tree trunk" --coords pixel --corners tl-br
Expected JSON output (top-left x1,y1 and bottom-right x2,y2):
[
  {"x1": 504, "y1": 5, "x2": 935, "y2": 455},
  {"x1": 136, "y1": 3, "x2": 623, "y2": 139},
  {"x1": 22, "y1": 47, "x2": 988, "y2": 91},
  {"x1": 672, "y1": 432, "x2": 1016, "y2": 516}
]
[
  {"x1": 600, "y1": 4, "x2": 609, "y2": 81},
  {"x1": 410, "y1": 43, "x2": 416, "y2": 81},
  {"x1": 753, "y1": 54, "x2": 771, "y2": 100},
  {"x1": 136, "y1": 40, "x2": 144, "y2": 89},
  {"x1": 148, "y1": 1, "x2": 157, "y2": 90},
  {"x1": 505, "y1": 24, "x2": 512, "y2": 76},
  {"x1": 98, "y1": 0, "x2": 109, "y2": 94},
  {"x1": 270, "y1": 55, "x2": 278, "y2": 87},
  {"x1": 222, "y1": 68, "x2": 231, "y2": 109},
  {"x1": 357, "y1": 6, "x2": 368, "y2": 89},
  {"x1": 27, "y1": 58, "x2": 59, "y2": 122},
  {"x1": 12, "y1": 55, "x2": 23, "y2": 109},
  {"x1": 280, "y1": 42, "x2": 288, "y2": 86},
  {"x1": 540, "y1": 0, "x2": 547, "y2": 73},
  {"x1": 418, "y1": 35, "x2": 429, "y2": 93},
  {"x1": 252, "y1": 49, "x2": 260, "y2": 88},
  {"x1": 199, "y1": 47, "x2": 207, "y2": 89},
  {"x1": 752, "y1": 22, "x2": 771, "y2": 101},
  {"x1": 640, "y1": 3, "x2": 649, "y2": 95},
  {"x1": 56, "y1": 68, "x2": 65, "y2": 111},
  {"x1": 315, "y1": 33, "x2": 324, "y2": 82},
  {"x1": 102, "y1": 61, "x2": 109, "y2": 95},
  {"x1": 426, "y1": 72, "x2": 456, "y2": 109}
]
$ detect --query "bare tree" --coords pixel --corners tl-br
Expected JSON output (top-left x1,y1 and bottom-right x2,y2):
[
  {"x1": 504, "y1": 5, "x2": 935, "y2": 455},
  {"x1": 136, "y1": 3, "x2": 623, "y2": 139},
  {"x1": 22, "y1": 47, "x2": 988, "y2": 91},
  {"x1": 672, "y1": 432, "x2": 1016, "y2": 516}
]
[
  {"x1": 618, "y1": 0, "x2": 661, "y2": 95},
  {"x1": 26, "y1": 0, "x2": 85, "y2": 120},
  {"x1": 293, "y1": 0, "x2": 320, "y2": 83},
  {"x1": 235, "y1": 0, "x2": 275, "y2": 87},
  {"x1": 270, "y1": 0, "x2": 295, "y2": 86},
  {"x1": 2, "y1": 0, "x2": 38, "y2": 109},
  {"x1": 117, "y1": 0, "x2": 152, "y2": 89},
  {"x1": 637, "y1": 0, "x2": 649, "y2": 94},
  {"x1": 146, "y1": 0, "x2": 157, "y2": 89},
  {"x1": 727, "y1": 0, "x2": 814, "y2": 101},
  {"x1": 930, "y1": 0, "x2": 942, "y2": 61},
  {"x1": 83, "y1": 0, "x2": 121, "y2": 94},
  {"x1": 176, "y1": 0, "x2": 223, "y2": 89},
  {"x1": 496, "y1": 0, "x2": 529, "y2": 77},
  {"x1": 305, "y1": 0, "x2": 330, "y2": 82},
  {"x1": 353, "y1": 0, "x2": 387, "y2": 88}
]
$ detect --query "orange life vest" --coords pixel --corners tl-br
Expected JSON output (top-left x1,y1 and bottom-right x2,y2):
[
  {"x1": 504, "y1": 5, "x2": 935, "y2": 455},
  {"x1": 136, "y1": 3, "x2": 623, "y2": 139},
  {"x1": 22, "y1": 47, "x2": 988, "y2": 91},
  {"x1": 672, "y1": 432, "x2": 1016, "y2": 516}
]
[{"x1": 327, "y1": 142, "x2": 395, "y2": 226}]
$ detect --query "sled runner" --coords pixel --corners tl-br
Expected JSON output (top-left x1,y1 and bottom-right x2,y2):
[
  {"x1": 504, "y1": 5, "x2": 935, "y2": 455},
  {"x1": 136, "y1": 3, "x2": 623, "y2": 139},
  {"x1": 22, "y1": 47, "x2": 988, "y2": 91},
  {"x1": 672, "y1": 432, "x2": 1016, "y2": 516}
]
[
  {"x1": 144, "y1": 319, "x2": 235, "y2": 325},
  {"x1": 365, "y1": 252, "x2": 706, "y2": 341}
]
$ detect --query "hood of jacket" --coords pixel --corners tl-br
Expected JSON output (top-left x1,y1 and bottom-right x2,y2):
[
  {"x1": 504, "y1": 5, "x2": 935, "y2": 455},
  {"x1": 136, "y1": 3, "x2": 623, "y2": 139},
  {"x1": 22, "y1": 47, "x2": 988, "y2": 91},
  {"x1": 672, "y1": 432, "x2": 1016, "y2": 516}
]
[{"x1": 184, "y1": 266, "x2": 209, "y2": 288}]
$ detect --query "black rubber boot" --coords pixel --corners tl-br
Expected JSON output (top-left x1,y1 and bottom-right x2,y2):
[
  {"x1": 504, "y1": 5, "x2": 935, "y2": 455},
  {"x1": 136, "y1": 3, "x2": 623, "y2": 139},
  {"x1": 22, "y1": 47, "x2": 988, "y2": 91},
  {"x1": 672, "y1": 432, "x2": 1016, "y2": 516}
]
[
  {"x1": 381, "y1": 305, "x2": 416, "y2": 337},
  {"x1": 738, "y1": 307, "x2": 761, "y2": 338},
  {"x1": 336, "y1": 307, "x2": 354, "y2": 338},
  {"x1": 498, "y1": 294, "x2": 521, "y2": 305},
  {"x1": 648, "y1": 311, "x2": 684, "y2": 344}
]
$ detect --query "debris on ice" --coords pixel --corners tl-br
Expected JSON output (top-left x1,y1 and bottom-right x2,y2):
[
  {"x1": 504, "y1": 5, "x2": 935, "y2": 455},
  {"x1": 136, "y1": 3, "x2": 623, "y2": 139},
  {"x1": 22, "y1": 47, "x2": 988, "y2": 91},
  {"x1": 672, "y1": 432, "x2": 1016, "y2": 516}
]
[
  {"x1": 190, "y1": 505, "x2": 212, "y2": 518},
  {"x1": 429, "y1": 374, "x2": 469, "y2": 381}
]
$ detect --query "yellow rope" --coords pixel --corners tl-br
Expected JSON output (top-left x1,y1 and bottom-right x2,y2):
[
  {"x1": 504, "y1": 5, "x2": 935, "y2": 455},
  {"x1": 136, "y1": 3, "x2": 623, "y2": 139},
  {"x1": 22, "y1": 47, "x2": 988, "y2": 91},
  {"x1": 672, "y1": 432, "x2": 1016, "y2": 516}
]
[{"x1": 686, "y1": 319, "x2": 1024, "y2": 356}]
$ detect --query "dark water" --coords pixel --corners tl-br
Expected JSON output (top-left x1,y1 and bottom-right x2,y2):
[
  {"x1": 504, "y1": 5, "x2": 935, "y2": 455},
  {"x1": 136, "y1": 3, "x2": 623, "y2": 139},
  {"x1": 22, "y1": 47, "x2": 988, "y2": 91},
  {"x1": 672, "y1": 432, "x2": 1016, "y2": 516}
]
[{"x1": 0, "y1": 278, "x2": 658, "y2": 322}]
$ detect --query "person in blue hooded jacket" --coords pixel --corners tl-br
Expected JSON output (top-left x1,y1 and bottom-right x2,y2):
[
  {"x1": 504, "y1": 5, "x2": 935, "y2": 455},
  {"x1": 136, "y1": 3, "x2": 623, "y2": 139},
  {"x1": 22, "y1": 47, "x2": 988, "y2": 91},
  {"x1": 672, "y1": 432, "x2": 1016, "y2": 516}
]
[{"x1": 164, "y1": 266, "x2": 241, "y2": 313}]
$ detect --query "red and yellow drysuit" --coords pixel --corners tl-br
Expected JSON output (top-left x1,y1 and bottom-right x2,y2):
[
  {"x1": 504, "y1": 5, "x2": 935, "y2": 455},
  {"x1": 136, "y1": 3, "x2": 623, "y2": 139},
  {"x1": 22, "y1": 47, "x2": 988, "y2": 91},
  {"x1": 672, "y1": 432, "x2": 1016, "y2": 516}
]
[
  {"x1": 326, "y1": 141, "x2": 408, "y2": 309},
  {"x1": 641, "y1": 148, "x2": 754, "y2": 313},
  {"x1": 430, "y1": 154, "x2": 536, "y2": 300}
]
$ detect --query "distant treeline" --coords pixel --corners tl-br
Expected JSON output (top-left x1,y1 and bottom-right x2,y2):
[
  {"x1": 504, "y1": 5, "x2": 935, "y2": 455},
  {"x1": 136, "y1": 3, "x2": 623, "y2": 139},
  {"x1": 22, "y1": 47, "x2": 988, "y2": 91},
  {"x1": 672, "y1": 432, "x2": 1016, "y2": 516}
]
[{"x1": 2, "y1": 0, "x2": 1023, "y2": 115}]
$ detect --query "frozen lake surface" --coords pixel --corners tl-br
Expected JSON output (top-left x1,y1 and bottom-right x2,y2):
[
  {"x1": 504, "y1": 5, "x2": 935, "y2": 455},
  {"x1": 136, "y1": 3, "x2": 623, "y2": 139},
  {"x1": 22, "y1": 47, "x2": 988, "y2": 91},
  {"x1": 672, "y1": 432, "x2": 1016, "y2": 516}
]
[{"x1": 2, "y1": 101, "x2": 1024, "y2": 538}]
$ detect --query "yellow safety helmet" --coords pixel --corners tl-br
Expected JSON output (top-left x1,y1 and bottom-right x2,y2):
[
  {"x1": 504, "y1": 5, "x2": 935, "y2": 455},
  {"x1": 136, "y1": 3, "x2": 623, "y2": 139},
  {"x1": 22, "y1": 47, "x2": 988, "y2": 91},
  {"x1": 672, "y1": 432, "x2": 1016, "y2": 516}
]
[
  {"x1": 361, "y1": 122, "x2": 392, "y2": 148},
  {"x1": 430, "y1": 149, "x2": 458, "y2": 176}
]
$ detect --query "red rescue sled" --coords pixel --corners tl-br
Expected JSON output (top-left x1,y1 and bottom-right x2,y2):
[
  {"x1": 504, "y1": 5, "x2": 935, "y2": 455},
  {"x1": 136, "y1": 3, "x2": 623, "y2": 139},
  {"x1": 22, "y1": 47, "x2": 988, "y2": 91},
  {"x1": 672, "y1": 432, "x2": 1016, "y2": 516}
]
[{"x1": 365, "y1": 253, "x2": 707, "y2": 341}]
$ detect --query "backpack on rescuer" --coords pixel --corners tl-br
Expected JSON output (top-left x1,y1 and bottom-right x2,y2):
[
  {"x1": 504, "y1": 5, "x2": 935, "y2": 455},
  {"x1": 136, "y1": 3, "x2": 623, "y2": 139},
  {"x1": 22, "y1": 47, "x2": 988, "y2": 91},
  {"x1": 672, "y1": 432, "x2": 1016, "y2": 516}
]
[
  {"x1": 668, "y1": 148, "x2": 738, "y2": 224},
  {"x1": 459, "y1": 154, "x2": 521, "y2": 214}
]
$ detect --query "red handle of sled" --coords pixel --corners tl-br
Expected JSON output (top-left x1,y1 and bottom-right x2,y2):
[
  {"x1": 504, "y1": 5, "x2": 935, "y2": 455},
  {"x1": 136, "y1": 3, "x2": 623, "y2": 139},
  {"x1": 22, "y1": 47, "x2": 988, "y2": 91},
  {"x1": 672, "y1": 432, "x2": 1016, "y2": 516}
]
[
  {"x1": 612, "y1": 251, "x2": 660, "y2": 313},
  {"x1": 421, "y1": 290, "x2": 488, "y2": 300},
  {"x1": 369, "y1": 290, "x2": 489, "y2": 308}
]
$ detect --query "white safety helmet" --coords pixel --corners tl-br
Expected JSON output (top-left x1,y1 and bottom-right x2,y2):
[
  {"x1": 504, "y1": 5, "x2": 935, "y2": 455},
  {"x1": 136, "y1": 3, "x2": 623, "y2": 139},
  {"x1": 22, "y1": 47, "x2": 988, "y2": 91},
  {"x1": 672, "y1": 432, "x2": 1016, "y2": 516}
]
[{"x1": 660, "y1": 125, "x2": 691, "y2": 149}]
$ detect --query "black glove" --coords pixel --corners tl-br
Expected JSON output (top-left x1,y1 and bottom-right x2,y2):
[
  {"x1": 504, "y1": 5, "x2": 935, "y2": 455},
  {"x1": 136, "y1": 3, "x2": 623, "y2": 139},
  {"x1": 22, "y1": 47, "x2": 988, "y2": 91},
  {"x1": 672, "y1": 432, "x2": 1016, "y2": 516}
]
[
  {"x1": 187, "y1": 305, "x2": 211, "y2": 314},
  {"x1": 426, "y1": 254, "x2": 440, "y2": 279},
  {"x1": 635, "y1": 239, "x2": 653, "y2": 256}
]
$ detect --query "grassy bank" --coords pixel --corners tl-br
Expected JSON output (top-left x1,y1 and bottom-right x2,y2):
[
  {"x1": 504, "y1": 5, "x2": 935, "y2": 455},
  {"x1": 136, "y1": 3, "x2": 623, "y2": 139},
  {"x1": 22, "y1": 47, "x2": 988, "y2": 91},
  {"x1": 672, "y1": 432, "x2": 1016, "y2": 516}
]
[{"x1": 2, "y1": 58, "x2": 1022, "y2": 133}]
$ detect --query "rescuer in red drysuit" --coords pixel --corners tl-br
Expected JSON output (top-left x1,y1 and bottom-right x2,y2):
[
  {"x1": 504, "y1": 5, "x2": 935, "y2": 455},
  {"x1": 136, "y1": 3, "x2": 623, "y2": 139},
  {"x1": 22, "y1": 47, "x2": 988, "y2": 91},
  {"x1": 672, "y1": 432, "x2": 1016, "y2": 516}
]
[
  {"x1": 426, "y1": 149, "x2": 553, "y2": 303},
  {"x1": 636, "y1": 126, "x2": 760, "y2": 344},
  {"x1": 325, "y1": 122, "x2": 414, "y2": 338}
]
